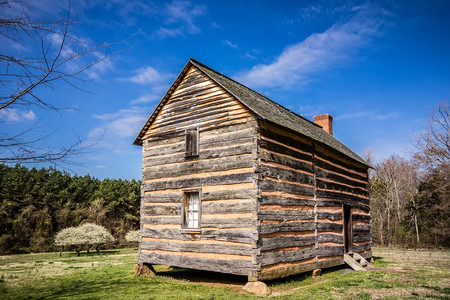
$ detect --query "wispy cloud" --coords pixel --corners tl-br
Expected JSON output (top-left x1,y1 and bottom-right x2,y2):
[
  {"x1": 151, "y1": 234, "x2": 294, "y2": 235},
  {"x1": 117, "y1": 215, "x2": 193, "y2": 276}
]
[
  {"x1": 90, "y1": 106, "x2": 151, "y2": 153},
  {"x1": 336, "y1": 111, "x2": 399, "y2": 121},
  {"x1": 157, "y1": 0, "x2": 207, "y2": 38},
  {"x1": 236, "y1": 3, "x2": 387, "y2": 89},
  {"x1": 223, "y1": 40, "x2": 238, "y2": 49}
]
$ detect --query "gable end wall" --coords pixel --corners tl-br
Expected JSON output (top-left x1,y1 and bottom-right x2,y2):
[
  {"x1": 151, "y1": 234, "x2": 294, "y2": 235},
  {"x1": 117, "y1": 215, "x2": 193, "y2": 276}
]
[{"x1": 138, "y1": 66, "x2": 260, "y2": 276}]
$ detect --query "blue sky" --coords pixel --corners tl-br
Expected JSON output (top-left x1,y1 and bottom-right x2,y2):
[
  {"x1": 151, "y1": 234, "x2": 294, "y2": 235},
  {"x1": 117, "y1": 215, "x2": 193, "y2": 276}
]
[{"x1": 1, "y1": 0, "x2": 449, "y2": 180}]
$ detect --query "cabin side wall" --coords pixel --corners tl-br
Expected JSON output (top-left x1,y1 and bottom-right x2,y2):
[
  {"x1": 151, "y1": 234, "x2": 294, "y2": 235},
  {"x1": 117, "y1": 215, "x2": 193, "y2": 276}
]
[
  {"x1": 138, "y1": 66, "x2": 259, "y2": 276},
  {"x1": 256, "y1": 121, "x2": 371, "y2": 280},
  {"x1": 314, "y1": 143, "x2": 371, "y2": 256}
]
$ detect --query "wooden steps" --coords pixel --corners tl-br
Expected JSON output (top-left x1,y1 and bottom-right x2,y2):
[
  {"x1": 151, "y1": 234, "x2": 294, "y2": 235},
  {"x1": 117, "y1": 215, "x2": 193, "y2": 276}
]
[{"x1": 344, "y1": 253, "x2": 374, "y2": 271}]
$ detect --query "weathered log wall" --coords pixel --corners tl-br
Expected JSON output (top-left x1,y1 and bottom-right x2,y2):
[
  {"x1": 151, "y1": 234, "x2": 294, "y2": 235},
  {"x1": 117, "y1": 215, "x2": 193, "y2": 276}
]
[
  {"x1": 138, "y1": 65, "x2": 259, "y2": 276},
  {"x1": 314, "y1": 142, "x2": 371, "y2": 257},
  {"x1": 256, "y1": 121, "x2": 370, "y2": 280}
]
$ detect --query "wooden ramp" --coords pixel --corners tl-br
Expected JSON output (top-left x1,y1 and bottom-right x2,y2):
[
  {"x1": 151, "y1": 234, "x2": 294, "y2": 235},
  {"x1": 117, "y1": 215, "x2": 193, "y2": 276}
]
[{"x1": 344, "y1": 253, "x2": 374, "y2": 271}]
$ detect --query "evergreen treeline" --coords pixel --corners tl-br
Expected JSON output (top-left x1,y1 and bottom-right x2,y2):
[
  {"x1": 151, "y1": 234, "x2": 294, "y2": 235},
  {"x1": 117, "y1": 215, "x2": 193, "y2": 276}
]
[{"x1": 0, "y1": 164, "x2": 140, "y2": 254}]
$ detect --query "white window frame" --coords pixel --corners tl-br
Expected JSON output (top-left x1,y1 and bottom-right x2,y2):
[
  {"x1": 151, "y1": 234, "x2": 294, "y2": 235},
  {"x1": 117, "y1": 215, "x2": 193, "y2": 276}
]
[{"x1": 182, "y1": 189, "x2": 201, "y2": 231}]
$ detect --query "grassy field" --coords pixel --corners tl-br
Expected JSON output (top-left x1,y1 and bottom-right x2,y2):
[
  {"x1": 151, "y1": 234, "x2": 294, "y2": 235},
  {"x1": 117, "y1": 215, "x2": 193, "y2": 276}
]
[{"x1": 0, "y1": 247, "x2": 449, "y2": 299}]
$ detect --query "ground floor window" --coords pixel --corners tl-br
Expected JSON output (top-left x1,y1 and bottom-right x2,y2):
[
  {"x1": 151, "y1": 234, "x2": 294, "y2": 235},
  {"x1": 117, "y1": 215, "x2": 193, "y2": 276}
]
[{"x1": 183, "y1": 190, "x2": 201, "y2": 229}]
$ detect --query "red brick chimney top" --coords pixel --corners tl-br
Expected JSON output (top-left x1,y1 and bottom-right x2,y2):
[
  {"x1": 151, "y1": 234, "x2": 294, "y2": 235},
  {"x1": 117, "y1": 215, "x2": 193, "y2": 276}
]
[{"x1": 313, "y1": 114, "x2": 333, "y2": 135}]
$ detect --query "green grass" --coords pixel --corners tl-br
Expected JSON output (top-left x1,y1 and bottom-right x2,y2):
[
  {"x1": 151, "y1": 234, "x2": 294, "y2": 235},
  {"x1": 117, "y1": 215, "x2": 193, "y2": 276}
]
[{"x1": 0, "y1": 247, "x2": 449, "y2": 299}]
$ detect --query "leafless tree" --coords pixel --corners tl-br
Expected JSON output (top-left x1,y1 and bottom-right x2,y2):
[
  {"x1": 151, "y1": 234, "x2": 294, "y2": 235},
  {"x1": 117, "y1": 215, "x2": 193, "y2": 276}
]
[
  {"x1": 0, "y1": 0, "x2": 111, "y2": 166},
  {"x1": 414, "y1": 101, "x2": 450, "y2": 168},
  {"x1": 369, "y1": 156, "x2": 419, "y2": 245}
]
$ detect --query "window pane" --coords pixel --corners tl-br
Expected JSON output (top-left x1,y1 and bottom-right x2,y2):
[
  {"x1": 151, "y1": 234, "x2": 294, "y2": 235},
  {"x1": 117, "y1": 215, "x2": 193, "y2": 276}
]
[{"x1": 185, "y1": 192, "x2": 200, "y2": 229}]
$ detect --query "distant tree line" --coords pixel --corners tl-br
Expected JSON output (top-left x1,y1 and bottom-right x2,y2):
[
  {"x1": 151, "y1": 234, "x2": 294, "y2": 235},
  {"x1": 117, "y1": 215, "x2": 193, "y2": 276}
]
[
  {"x1": 0, "y1": 165, "x2": 140, "y2": 254},
  {"x1": 369, "y1": 101, "x2": 449, "y2": 248}
]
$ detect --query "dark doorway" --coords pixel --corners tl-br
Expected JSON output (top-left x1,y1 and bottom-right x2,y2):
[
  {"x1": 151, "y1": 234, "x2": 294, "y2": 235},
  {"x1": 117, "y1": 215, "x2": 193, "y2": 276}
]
[{"x1": 343, "y1": 205, "x2": 352, "y2": 253}]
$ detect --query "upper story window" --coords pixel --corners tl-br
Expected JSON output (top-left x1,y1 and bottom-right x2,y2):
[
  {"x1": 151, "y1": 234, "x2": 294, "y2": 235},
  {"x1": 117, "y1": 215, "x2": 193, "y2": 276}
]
[{"x1": 185, "y1": 128, "x2": 199, "y2": 158}]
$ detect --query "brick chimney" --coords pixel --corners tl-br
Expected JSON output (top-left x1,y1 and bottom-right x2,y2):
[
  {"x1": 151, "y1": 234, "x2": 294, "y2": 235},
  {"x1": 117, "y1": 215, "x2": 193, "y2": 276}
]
[{"x1": 313, "y1": 114, "x2": 333, "y2": 135}]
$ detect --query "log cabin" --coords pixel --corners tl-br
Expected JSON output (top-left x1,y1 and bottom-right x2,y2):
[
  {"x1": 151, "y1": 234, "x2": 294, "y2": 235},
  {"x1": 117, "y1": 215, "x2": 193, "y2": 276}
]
[{"x1": 133, "y1": 58, "x2": 372, "y2": 284}]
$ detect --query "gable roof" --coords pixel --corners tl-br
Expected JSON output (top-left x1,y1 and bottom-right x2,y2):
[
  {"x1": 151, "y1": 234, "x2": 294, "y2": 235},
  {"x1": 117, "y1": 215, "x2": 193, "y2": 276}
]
[{"x1": 134, "y1": 58, "x2": 369, "y2": 167}]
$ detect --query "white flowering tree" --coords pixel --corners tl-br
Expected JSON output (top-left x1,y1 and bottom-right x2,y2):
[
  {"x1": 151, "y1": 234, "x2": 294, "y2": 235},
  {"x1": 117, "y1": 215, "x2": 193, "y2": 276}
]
[
  {"x1": 54, "y1": 223, "x2": 114, "y2": 256},
  {"x1": 54, "y1": 226, "x2": 86, "y2": 256},
  {"x1": 125, "y1": 230, "x2": 140, "y2": 243},
  {"x1": 79, "y1": 223, "x2": 115, "y2": 255}
]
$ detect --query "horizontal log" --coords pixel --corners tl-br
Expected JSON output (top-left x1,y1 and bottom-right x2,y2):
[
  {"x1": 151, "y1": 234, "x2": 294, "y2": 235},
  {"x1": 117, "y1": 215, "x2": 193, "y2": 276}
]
[
  {"x1": 353, "y1": 224, "x2": 371, "y2": 232},
  {"x1": 202, "y1": 189, "x2": 257, "y2": 201},
  {"x1": 144, "y1": 167, "x2": 254, "y2": 184},
  {"x1": 259, "y1": 222, "x2": 315, "y2": 235},
  {"x1": 317, "y1": 222, "x2": 343, "y2": 232},
  {"x1": 259, "y1": 179, "x2": 314, "y2": 196},
  {"x1": 260, "y1": 247, "x2": 316, "y2": 266},
  {"x1": 140, "y1": 240, "x2": 252, "y2": 256},
  {"x1": 259, "y1": 139, "x2": 313, "y2": 163},
  {"x1": 201, "y1": 217, "x2": 253, "y2": 228},
  {"x1": 316, "y1": 169, "x2": 368, "y2": 188},
  {"x1": 353, "y1": 233, "x2": 371, "y2": 243},
  {"x1": 141, "y1": 227, "x2": 254, "y2": 244},
  {"x1": 138, "y1": 250, "x2": 254, "y2": 276},
  {"x1": 318, "y1": 233, "x2": 344, "y2": 244},
  {"x1": 314, "y1": 199, "x2": 370, "y2": 211},
  {"x1": 260, "y1": 150, "x2": 314, "y2": 174},
  {"x1": 314, "y1": 143, "x2": 368, "y2": 174},
  {"x1": 143, "y1": 172, "x2": 254, "y2": 191},
  {"x1": 315, "y1": 156, "x2": 367, "y2": 182},
  {"x1": 260, "y1": 164, "x2": 314, "y2": 186},
  {"x1": 259, "y1": 210, "x2": 315, "y2": 220},
  {"x1": 142, "y1": 205, "x2": 180, "y2": 216},
  {"x1": 258, "y1": 257, "x2": 343, "y2": 281},
  {"x1": 259, "y1": 195, "x2": 315, "y2": 206},
  {"x1": 353, "y1": 214, "x2": 371, "y2": 223},
  {"x1": 317, "y1": 245, "x2": 344, "y2": 257},
  {"x1": 144, "y1": 139, "x2": 254, "y2": 166},
  {"x1": 259, "y1": 121, "x2": 313, "y2": 148},
  {"x1": 260, "y1": 235, "x2": 316, "y2": 251},
  {"x1": 143, "y1": 153, "x2": 254, "y2": 175},
  {"x1": 259, "y1": 127, "x2": 313, "y2": 154},
  {"x1": 202, "y1": 199, "x2": 253, "y2": 214},
  {"x1": 352, "y1": 242, "x2": 372, "y2": 253},
  {"x1": 316, "y1": 177, "x2": 367, "y2": 195},
  {"x1": 316, "y1": 190, "x2": 369, "y2": 204}
]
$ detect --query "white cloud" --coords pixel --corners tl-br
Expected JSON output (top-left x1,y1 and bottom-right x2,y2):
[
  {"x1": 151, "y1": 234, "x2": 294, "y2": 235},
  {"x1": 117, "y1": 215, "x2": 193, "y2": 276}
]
[
  {"x1": 89, "y1": 106, "x2": 151, "y2": 153},
  {"x1": 0, "y1": 109, "x2": 36, "y2": 122},
  {"x1": 236, "y1": 3, "x2": 387, "y2": 89},
  {"x1": 126, "y1": 66, "x2": 169, "y2": 85}
]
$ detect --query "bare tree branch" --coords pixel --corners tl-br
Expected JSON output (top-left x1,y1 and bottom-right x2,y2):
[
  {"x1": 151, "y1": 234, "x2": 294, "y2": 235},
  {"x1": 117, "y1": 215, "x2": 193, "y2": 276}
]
[{"x1": 0, "y1": 0, "x2": 118, "y2": 166}]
